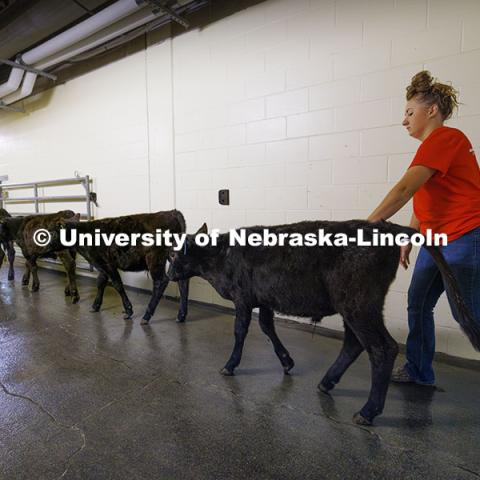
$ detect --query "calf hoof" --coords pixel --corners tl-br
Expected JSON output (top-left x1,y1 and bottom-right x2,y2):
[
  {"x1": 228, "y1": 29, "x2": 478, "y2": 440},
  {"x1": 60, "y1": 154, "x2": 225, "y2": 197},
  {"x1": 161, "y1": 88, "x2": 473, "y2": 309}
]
[
  {"x1": 7, "y1": 274, "x2": 14, "y2": 281},
  {"x1": 176, "y1": 314, "x2": 186, "y2": 323},
  {"x1": 318, "y1": 379, "x2": 335, "y2": 394},
  {"x1": 220, "y1": 367, "x2": 234, "y2": 376},
  {"x1": 283, "y1": 358, "x2": 295, "y2": 375},
  {"x1": 71, "y1": 294, "x2": 80, "y2": 304},
  {"x1": 141, "y1": 314, "x2": 150, "y2": 326},
  {"x1": 31, "y1": 285, "x2": 39, "y2": 293},
  {"x1": 352, "y1": 412, "x2": 373, "y2": 426},
  {"x1": 90, "y1": 305, "x2": 100, "y2": 313},
  {"x1": 64, "y1": 287, "x2": 71, "y2": 297},
  {"x1": 21, "y1": 278, "x2": 29, "y2": 286},
  {"x1": 123, "y1": 311, "x2": 133, "y2": 320}
]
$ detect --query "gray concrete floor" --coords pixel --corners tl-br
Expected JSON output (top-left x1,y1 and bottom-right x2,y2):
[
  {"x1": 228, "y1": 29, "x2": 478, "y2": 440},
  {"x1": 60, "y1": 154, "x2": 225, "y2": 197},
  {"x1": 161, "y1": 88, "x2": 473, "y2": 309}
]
[{"x1": 0, "y1": 267, "x2": 479, "y2": 480}]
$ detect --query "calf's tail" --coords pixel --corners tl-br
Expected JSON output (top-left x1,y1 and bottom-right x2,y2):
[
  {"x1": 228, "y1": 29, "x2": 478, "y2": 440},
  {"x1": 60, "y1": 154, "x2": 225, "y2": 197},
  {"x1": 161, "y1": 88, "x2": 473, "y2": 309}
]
[
  {"x1": 424, "y1": 245, "x2": 480, "y2": 351},
  {"x1": 173, "y1": 209, "x2": 187, "y2": 234},
  {"x1": 385, "y1": 221, "x2": 480, "y2": 351}
]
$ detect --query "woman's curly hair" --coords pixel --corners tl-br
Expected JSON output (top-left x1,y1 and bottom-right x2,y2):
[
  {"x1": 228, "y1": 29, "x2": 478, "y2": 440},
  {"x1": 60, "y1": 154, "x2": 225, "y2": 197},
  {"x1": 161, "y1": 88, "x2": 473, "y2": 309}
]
[{"x1": 406, "y1": 71, "x2": 459, "y2": 120}]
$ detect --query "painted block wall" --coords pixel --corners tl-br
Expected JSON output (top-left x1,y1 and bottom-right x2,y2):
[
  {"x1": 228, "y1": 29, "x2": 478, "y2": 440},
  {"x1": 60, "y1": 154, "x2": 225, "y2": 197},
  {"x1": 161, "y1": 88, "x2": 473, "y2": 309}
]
[
  {"x1": 0, "y1": 40, "x2": 175, "y2": 291},
  {"x1": 171, "y1": 0, "x2": 480, "y2": 361},
  {"x1": 0, "y1": 0, "x2": 479, "y2": 360}
]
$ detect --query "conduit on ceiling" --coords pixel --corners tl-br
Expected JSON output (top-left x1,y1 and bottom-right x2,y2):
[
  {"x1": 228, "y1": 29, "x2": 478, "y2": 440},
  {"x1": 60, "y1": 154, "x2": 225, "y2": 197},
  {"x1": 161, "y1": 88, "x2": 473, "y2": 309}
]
[{"x1": 0, "y1": 0, "x2": 202, "y2": 111}]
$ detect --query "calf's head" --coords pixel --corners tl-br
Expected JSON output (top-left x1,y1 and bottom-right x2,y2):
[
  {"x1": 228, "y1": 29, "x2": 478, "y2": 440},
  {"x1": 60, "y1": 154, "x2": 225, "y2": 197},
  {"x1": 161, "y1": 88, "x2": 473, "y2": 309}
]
[
  {"x1": 167, "y1": 223, "x2": 208, "y2": 281},
  {"x1": 48, "y1": 213, "x2": 81, "y2": 248}
]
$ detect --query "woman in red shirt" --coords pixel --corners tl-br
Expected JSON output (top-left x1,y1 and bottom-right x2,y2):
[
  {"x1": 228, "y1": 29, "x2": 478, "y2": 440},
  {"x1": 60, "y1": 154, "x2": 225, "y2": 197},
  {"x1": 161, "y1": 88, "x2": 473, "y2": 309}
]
[{"x1": 368, "y1": 71, "x2": 480, "y2": 385}]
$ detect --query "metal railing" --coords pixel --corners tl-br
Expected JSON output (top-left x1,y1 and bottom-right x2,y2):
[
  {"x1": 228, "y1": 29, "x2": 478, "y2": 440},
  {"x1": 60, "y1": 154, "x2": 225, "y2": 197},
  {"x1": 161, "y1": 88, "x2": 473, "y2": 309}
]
[
  {"x1": 0, "y1": 175, "x2": 95, "y2": 220},
  {"x1": 0, "y1": 175, "x2": 97, "y2": 271}
]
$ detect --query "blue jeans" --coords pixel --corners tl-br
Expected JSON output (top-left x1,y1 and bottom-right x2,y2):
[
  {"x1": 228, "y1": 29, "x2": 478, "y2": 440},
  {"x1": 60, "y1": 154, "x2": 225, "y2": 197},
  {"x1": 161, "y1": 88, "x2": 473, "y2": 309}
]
[{"x1": 405, "y1": 226, "x2": 480, "y2": 384}]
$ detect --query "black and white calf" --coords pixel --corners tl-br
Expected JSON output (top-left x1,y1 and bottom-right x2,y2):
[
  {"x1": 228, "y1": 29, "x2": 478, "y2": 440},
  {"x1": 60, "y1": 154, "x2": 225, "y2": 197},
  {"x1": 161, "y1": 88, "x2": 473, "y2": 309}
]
[{"x1": 167, "y1": 220, "x2": 479, "y2": 425}]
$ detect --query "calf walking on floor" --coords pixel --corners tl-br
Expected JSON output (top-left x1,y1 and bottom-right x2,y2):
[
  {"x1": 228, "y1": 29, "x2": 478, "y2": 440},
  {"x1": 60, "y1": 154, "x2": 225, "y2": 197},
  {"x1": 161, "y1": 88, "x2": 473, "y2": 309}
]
[
  {"x1": 167, "y1": 220, "x2": 479, "y2": 425},
  {"x1": 0, "y1": 210, "x2": 79, "y2": 302},
  {"x1": 50, "y1": 209, "x2": 189, "y2": 324}
]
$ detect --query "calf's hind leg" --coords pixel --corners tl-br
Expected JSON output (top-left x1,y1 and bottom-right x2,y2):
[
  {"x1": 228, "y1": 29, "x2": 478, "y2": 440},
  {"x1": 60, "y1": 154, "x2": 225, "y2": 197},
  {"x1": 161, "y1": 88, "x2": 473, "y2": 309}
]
[
  {"x1": 258, "y1": 306, "x2": 295, "y2": 374},
  {"x1": 318, "y1": 323, "x2": 364, "y2": 393},
  {"x1": 91, "y1": 271, "x2": 109, "y2": 312},
  {"x1": 106, "y1": 268, "x2": 134, "y2": 320},
  {"x1": 141, "y1": 254, "x2": 170, "y2": 325}
]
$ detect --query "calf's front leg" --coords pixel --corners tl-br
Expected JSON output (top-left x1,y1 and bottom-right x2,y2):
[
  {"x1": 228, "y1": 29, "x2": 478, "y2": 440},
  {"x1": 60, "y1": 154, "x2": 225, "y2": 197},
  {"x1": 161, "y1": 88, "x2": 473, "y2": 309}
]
[
  {"x1": 58, "y1": 250, "x2": 80, "y2": 304},
  {"x1": 176, "y1": 279, "x2": 189, "y2": 323},
  {"x1": 7, "y1": 243, "x2": 15, "y2": 281},
  {"x1": 347, "y1": 317, "x2": 399, "y2": 426},
  {"x1": 0, "y1": 247, "x2": 5, "y2": 274},
  {"x1": 221, "y1": 303, "x2": 252, "y2": 376},
  {"x1": 22, "y1": 262, "x2": 31, "y2": 286},
  {"x1": 30, "y1": 259, "x2": 40, "y2": 292},
  {"x1": 141, "y1": 272, "x2": 169, "y2": 324}
]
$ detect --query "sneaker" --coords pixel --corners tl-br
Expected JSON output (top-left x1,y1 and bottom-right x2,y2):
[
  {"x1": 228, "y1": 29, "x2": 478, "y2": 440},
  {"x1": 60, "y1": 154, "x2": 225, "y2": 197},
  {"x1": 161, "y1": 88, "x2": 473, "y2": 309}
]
[
  {"x1": 391, "y1": 366, "x2": 415, "y2": 383},
  {"x1": 391, "y1": 366, "x2": 435, "y2": 386}
]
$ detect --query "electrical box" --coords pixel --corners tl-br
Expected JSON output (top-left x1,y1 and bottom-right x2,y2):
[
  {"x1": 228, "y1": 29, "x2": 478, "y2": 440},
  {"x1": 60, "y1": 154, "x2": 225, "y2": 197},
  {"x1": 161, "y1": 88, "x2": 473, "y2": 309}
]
[{"x1": 218, "y1": 189, "x2": 230, "y2": 205}]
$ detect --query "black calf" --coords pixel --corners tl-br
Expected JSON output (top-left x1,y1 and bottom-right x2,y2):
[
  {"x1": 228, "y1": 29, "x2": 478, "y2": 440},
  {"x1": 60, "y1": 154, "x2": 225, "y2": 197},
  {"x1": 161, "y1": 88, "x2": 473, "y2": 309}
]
[
  {"x1": 167, "y1": 220, "x2": 479, "y2": 425},
  {"x1": 0, "y1": 210, "x2": 79, "y2": 301},
  {"x1": 0, "y1": 208, "x2": 15, "y2": 281},
  {"x1": 50, "y1": 209, "x2": 189, "y2": 324}
]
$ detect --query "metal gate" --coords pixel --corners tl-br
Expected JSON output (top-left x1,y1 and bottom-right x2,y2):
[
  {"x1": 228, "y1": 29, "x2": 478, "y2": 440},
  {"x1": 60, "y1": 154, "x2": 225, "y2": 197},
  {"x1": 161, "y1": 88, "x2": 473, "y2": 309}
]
[{"x1": 0, "y1": 175, "x2": 97, "y2": 271}]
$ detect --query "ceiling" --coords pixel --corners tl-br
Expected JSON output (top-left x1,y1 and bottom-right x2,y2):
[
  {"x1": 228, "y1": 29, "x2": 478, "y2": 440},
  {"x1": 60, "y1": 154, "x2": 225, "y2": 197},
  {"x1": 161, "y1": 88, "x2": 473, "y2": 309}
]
[
  {"x1": 0, "y1": 0, "x2": 266, "y2": 103},
  {"x1": 0, "y1": 0, "x2": 117, "y2": 60},
  {"x1": 0, "y1": 0, "x2": 199, "y2": 84}
]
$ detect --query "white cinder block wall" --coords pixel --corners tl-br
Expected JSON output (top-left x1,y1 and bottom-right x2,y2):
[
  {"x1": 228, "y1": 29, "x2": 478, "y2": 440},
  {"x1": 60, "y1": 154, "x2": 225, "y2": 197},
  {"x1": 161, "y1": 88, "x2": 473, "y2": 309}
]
[
  {"x1": 1, "y1": 0, "x2": 480, "y2": 360},
  {"x1": 173, "y1": 0, "x2": 480, "y2": 360},
  {"x1": 0, "y1": 40, "x2": 176, "y2": 290}
]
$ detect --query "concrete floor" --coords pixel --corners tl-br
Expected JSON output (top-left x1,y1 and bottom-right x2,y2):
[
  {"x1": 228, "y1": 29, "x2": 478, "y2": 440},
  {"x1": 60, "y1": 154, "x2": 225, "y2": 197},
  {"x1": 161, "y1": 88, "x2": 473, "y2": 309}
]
[{"x1": 0, "y1": 267, "x2": 479, "y2": 480}]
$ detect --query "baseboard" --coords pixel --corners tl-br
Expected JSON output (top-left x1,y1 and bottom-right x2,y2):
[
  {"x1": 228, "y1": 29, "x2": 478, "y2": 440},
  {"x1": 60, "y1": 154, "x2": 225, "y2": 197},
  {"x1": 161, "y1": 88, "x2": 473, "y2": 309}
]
[{"x1": 37, "y1": 266, "x2": 480, "y2": 372}]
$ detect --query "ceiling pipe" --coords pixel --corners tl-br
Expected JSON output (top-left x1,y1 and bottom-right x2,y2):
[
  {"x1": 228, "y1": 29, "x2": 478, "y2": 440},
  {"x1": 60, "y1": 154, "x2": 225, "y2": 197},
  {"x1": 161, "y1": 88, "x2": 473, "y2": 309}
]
[
  {"x1": 0, "y1": 59, "x2": 24, "y2": 97},
  {"x1": 2, "y1": 6, "x2": 160, "y2": 105},
  {"x1": 0, "y1": 0, "x2": 145, "y2": 100},
  {"x1": 66, "y1": 0, "x2": 207, "y2": 63},
  {"x1": 2, "y1": 1, "x2": 200, "y2": 107},
  {"x1": 21, "y1": 0, "x2": 144, "y2": 65},
  {"x1": 3, "y1": 71, "x2": 37, "y2": 105}
]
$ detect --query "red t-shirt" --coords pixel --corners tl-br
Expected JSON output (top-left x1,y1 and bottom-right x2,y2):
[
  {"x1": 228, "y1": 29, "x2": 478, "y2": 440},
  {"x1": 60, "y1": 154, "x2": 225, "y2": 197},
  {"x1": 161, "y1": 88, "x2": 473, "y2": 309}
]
[{"x1": 409, "y1": 126, "x2": 480, "y2": 241}]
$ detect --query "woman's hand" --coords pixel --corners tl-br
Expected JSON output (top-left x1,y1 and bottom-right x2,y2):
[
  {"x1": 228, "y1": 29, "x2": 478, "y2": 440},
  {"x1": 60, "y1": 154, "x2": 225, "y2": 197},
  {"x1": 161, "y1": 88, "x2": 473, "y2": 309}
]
[{"x1": 400, "y1": 243, "x2": 413, "y2": 269}]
